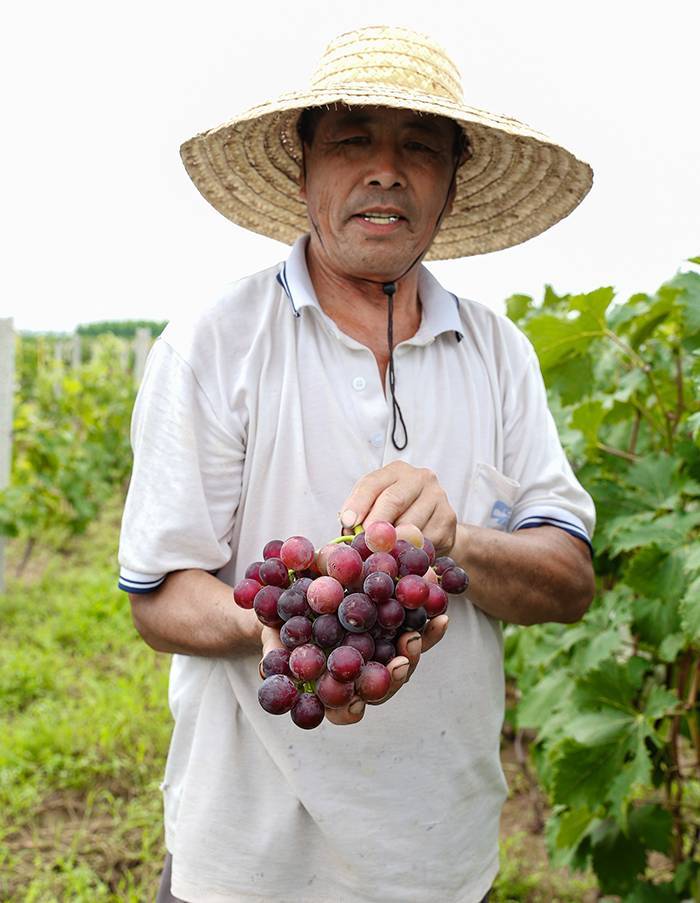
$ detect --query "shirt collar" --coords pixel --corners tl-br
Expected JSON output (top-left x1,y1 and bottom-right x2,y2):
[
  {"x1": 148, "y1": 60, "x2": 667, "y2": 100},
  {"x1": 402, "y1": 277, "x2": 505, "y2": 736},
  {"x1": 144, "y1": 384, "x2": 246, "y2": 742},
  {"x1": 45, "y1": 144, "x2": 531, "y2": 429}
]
[{"x1": 278, "y1": 235, "x2": 463, "y2": 342}]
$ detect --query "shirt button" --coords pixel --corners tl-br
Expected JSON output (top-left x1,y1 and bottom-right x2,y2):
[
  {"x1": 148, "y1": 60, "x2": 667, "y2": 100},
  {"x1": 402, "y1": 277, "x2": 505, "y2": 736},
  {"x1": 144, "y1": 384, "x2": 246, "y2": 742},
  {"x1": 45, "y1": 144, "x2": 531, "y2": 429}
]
[
  {"x1": 352, "y1": 376, "x2": 366, "y2": 391},
  {"x1": 370, "y1": 432, "x2": 384, "y2": 448}
]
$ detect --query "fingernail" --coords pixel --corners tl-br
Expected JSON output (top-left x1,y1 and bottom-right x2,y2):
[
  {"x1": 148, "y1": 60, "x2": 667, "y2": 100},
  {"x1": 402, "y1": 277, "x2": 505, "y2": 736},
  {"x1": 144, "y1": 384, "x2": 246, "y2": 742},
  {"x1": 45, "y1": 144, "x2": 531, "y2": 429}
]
[
  {"x1": 349, "y1": 699, "x2": 365, "y2": 716},
  {"x1": 407, "y1": 636, "x2": 422, "y2": 652},
  {"x1": 393, "y1": 662, "x2": 410, "y2": 682},
  {"x1": 258, "y1": 661, "x2": 264, "y2": 680},
  {"x1": 341, "y1": 509, "x2": 357, "y2": 528}
]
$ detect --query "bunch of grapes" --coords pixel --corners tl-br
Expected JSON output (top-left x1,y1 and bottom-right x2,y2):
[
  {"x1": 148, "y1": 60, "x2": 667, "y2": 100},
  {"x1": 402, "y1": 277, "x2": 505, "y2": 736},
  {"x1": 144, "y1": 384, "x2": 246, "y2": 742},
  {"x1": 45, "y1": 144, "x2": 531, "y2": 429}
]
[{"x1": 233, "y1": 522, "x2": 469, "y2": 730}]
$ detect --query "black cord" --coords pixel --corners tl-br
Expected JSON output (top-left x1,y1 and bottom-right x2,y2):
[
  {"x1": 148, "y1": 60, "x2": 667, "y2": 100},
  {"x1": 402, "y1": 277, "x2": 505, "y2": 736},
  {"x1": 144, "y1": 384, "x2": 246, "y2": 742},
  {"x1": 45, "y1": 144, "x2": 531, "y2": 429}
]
[{"x1": 382, "y1": 282, "x2": 408, "y2": 450}]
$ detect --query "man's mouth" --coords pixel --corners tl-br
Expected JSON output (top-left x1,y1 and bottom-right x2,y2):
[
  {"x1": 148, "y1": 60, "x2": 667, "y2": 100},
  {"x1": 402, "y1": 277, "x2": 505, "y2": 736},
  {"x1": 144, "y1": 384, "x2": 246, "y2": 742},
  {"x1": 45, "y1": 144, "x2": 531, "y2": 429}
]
[{"x1": 354, "y1": 211, "x2": 405, "y2": 225}]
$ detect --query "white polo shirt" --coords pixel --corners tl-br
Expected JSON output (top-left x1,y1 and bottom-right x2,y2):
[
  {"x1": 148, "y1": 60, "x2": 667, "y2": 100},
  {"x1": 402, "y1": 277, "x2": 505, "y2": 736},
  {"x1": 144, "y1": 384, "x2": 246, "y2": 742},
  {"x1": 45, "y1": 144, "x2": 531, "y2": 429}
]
[{"x1": 118, "y1": 235, "x2": 594, "y2": 903}]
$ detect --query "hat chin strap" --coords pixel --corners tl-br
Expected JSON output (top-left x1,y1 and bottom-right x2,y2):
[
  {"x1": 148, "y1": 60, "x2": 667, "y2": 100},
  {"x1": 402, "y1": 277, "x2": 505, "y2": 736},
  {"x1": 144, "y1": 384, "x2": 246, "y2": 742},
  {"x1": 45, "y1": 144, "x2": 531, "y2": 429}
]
[{"x1": 309, "y1": 154, "x2": 462, "y2": 451}]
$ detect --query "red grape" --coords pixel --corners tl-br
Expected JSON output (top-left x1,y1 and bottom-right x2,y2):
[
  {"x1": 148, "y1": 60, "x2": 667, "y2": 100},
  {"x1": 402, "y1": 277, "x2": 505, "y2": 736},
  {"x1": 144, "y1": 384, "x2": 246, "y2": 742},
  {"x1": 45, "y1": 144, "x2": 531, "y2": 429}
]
[
  {"x1": 434, "y1": 556, "x2": 457, "y2": 576},
  {"x1": 263, "y1": 540, "x2": 284, "y2": 560},
  {"x1": 424, "y1": 584, "x2": 448, "y2": 618},
  {"x1": 312, "y1": 613, "x2": 345, "y2": 648},
  {"x1": 317, "y1": 672, "x2": 354, "y2": 708},
  {"x1": 327, "y1": 545, "x2": 364, "y2": 588},
  {"x1": 395, "y1": 574, "x2": 430, "y2": 609},
  {"x1": 289, "y1": 643, "x2": 326, "y2": 681},
  {"x1": 280, "y1": 535, "x2": 315, "y2": 571},
  {"x1": 390, "y1": 539, "x2": 413, "y2": 561},
  {"x1": 364, "y1": 521, "x2": 397, "y2": 553},
  {"x1": 338, "y1": 593, "x2": 377, "y2": 633},
  {"x1": 315, "y1": 543, "x2": 336, "y2": 576},
  {"x1": 372, "y1": 638, "x2": 396, "y2": 665},
  {"x1": 307, "y1": 576, "x2": 344, "y2": 614},
  {"x1": 291, "y1": 576, "x2": 313, "y2": 596},
  {"x1": 245, "y1": 561, "x2": 264, "y2": 582},
  {"x1": 397, "y1": 547, "x2": 430, "y2": 577},
  {"x1": 422, "y1": 537, "x2": 436, "y2": 566},
  {"x1": 280, "y1": 615, "x2": 313, "y2": 649},
  {"x1": 342, "y1": 631, "x2": 375, "y2": 662},
  {"x1": 402, "y1": 606, "x2": 428, "y2": 633},
  {"x1": 259, "y1": 557, "x2": 290, "y2": 588},
  {"x1": 356, "y1": 662, "x2": 391, "y2": 701},
  {"x1": 253, "y1": 586, "x2": 284, "y2": 627},
  {"x1": 351, "y1": 532, "x2": 372, "y2": 560},
  {"x1": 291, "y1": 692, "x2": 325, "y2": 730},
  {"x1": 441, "y1": 566, "x2": 469, "y2": 594},
  {"x1": 258, "y1": 675, "x2": 299, "y2": 714},
  {"x1": 261, "y1": 648, "x2": 292, "y2": 679},
  {"x1": 277, "y1": 589, "x2": 311, "y2": 621},
  {"x1": 233, "y1": 578, "x2": 262, "y2": 609},
  {"x1": 396, "y1": 523, "x2": 424, "y2": 548},
  {"x1": 327, "y1": 646, "x2": 364, "y2": 682},
  {"x1": 376, "y1": 598, "x2": 405, "y2": 630},
  {"x1": 364, "y1": 552, "x2": 398, "y2": 580},
  {"x1": 363, "y1": 570, "x2": 395, "y2": 603}
]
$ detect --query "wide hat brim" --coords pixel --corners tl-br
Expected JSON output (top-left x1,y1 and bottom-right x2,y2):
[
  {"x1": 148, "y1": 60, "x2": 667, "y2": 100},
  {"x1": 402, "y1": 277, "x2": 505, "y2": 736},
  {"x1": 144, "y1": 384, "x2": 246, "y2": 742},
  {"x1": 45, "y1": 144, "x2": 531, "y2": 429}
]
[{"x1": 180, "y1": 85, "x2": 593, "y2": 260}]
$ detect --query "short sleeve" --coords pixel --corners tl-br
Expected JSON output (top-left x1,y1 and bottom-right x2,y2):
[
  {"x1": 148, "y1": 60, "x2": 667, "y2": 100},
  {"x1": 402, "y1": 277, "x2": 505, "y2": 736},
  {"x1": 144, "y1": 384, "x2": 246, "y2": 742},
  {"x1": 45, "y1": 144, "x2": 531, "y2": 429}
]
[
  {"x1": 118, "y1": 338, "x2": 245, "y2": 593},
  {"x1": 503, "y1": 341, "x2": 596, "y2": 552}
]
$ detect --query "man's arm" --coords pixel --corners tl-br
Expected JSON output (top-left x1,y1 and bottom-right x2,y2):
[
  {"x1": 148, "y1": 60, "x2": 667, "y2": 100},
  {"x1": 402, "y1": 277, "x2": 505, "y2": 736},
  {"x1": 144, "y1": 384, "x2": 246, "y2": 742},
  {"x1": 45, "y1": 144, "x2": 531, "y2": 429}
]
[
  {"x1": 129, "y1": 569, "x2": 262, "y2": 656},
  {"x1": 449, "y1": 522, "x2": 594, "y2": 625}
]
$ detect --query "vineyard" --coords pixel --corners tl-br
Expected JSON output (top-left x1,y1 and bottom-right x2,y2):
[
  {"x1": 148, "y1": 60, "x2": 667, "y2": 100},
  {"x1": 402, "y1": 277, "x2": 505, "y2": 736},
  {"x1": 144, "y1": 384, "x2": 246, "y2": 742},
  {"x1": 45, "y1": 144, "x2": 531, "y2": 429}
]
[{"x1": 0, "y1": 263, "x2": 699, "y2": 901}]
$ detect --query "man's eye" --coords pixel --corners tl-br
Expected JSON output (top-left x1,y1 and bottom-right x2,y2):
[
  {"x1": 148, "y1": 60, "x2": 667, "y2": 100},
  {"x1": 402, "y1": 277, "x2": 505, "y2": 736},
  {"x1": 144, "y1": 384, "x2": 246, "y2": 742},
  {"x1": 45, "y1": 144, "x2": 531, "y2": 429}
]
[
  {"x1": 406, "y1": 141, "x2": 436, "y2": 153},
  {"x1": 339, "y1": 136, "x2": 368, "y2": 145}
]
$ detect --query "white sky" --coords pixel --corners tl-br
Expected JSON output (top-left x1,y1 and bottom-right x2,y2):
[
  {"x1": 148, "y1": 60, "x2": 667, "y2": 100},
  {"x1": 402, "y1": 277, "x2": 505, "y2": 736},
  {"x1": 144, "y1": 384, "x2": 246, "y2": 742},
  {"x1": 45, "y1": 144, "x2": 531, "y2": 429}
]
[{"x1": 2, "y1": 0, "x2": 699, "y2": 332}]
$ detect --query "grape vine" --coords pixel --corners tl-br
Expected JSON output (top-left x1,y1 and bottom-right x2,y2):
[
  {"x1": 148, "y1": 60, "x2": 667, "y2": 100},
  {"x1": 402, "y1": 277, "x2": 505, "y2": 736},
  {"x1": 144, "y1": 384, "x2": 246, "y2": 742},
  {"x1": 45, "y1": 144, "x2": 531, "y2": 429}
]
[{"x1": 505, "y1": 256, "x2": 700, "y2": 899}]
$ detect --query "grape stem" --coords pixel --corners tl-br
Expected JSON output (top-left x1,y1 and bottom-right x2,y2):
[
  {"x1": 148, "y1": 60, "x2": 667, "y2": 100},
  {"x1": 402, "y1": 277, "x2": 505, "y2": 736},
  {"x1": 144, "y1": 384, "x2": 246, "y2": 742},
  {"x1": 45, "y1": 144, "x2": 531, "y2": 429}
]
[
  {"x1": 329, "y1": 525, "x2": 364, "y2": 544},
  {"x1": 302, "y1": 681, "x2": 315, "y2": 694}
]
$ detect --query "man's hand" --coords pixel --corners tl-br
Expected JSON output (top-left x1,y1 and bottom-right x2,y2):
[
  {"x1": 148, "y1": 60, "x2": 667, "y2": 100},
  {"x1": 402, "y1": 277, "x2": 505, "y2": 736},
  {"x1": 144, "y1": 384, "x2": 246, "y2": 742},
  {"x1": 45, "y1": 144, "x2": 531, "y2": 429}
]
[
  {"x1": 339, "y1": 461, "x2": 458, "y2": 556},
  {"x1": 259, "y1": 616, "x2": 449, "y2": 725}
]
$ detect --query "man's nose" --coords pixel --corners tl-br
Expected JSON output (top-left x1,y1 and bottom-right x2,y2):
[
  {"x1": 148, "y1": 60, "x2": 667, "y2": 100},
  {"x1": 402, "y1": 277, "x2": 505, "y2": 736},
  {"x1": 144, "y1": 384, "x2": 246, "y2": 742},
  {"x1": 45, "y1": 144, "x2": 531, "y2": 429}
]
[{"x1": 364, "y1": 143, "x2": 406, "y2": 190}]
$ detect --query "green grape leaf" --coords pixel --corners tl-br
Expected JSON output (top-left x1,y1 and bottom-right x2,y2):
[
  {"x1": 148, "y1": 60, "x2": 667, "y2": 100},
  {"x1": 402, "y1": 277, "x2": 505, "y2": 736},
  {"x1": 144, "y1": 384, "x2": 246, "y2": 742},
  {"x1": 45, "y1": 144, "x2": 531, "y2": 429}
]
[
  {"x1": 679, "y1": 575, "x2": 700, "y2": 642},
  {"x1": 547, "y1": 354, "x2": 596, "y2": 405},
  {"x1": 590, "y1": 819, "x2": 647, "y2": 895},
  {"x1": 623, "y1": 880, "x2": 678, "y2": 902},
  {"x1": 516, "y1": 670, "x2": 571, "y2": 730},
  {"x1": 570, "y1": 399, "x2": 608, "y2": 446},
  {"x1": 624, "y1": 455, "x2": 684, "y2": 509},
  {"x1": 687, "y1": 256, "x2": 700, "y2": 264},
  {"x1": 505, "y1": 293, "x2": 532, "y2": 322},
  {"x1": 657, "y1": 632, "x2": 686, "y2": 663},
  {"x1": 668, "y1": 270, "x2": 700, "y2": 335},
  {"x1": 643, "y1": 685, "x2": 677, "y2": 721},
  {"x1": 550, "y1": 739, "x2": 625, "y2": 809},
  {"x1": 606, "y1": 733, "x2": 652, "y2": 821},
  {"x1": 566, "y1": 709, "x2": 636, "y2": 746},
  {"x1": 607, "y1": 512, "x2": 700, "y2": 556},
  {"x1": 574, "y1": 627, "x2": 625, "y2": 673},
  {"x1": 554, "y1": 805, "x2": 597, "y2": 850},
  {"x1": 629, "y1": 803, "x2": 673, "y2": 855},
  {"x1": 632, "y1": 595, "x2": 681, "y2": 648},
  {"x1": 527, "y1": 312, "x2": 605, "y2": 369},
  {"x1": 624, "y1": 546, "x2": 686, "y2": 604},
  {"x1": 572, "y1": 659, "x2": 644, "y2": 714}
]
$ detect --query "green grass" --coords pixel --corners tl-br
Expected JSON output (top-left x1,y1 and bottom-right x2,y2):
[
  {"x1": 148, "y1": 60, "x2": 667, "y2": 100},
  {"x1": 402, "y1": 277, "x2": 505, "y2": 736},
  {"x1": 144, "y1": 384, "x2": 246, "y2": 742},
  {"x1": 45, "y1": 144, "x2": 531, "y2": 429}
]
[{"x1": 0, "y1": 496, "x2": 171, "y2": 901}]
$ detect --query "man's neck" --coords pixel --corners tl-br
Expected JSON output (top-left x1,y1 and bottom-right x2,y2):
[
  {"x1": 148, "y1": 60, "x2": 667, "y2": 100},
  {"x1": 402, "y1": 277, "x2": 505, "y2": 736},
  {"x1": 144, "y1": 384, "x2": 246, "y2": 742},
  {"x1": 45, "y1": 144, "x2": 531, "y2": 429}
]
[{"x1": 304, "y1": 243, "x2": 422, "y2": 386}]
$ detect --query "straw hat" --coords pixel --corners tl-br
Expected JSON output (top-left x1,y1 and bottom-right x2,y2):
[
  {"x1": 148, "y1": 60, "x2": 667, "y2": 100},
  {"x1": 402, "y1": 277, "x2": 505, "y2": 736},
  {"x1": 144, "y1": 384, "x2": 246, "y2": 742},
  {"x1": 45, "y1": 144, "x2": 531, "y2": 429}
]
[{"x1": 180, "y1": 25, "x2": 592, "y2": 260}]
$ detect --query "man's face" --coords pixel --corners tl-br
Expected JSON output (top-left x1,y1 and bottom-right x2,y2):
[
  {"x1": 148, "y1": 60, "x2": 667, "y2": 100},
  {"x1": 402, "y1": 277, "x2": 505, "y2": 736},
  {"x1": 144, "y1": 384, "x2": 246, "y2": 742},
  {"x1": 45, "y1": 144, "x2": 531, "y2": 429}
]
[{"x1": 298, "y1": 106, "x2": 461, "y2": 284}]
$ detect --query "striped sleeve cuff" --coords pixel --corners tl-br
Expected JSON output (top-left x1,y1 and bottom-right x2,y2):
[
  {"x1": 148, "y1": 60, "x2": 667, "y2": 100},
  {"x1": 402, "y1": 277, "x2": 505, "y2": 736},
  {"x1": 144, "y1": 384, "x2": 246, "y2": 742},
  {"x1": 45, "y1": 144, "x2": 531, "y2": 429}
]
[
  {"x1": 510, "y1": 505, "x2": 593, "y2": 556},
  {"x1": 118, "y1": 568, "x2": 167, "y2": 594}
]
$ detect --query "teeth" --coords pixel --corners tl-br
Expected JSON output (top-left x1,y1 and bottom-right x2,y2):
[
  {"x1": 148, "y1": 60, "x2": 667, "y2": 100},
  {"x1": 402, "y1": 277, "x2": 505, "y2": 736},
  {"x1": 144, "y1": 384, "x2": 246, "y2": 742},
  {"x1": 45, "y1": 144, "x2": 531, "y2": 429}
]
[{"x1": 361, "y1": 214, "x2": 400, "y2": 223}]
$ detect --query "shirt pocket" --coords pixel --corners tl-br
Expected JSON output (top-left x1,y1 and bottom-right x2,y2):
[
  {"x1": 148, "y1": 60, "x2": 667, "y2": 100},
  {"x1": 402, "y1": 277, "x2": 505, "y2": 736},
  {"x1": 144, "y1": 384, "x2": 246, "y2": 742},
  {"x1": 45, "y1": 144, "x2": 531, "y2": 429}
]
[{"x1": 465, "y1": 462, "x2": 521, "y2": 531}]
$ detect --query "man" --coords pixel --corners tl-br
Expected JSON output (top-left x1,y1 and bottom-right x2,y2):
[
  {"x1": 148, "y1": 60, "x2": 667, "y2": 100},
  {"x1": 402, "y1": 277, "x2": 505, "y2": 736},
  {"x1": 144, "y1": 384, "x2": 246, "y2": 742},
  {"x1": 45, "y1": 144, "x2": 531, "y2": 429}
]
[{"x1": 119, "y1": 25, "x2": 596, "y2": 903}]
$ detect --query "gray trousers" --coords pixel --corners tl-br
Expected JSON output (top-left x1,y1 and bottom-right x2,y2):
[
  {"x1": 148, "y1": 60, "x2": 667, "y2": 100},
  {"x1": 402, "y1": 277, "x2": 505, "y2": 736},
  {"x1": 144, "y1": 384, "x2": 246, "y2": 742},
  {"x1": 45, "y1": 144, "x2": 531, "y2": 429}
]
[{"x1": 156, "y1": 853, "x2": 491, "y2": 902}]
